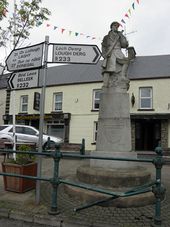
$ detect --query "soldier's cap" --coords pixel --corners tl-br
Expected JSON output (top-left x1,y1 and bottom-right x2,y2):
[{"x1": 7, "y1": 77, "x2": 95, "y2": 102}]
[{"x1": 110, "y1": 21, "x2": 120, "y2": 29}]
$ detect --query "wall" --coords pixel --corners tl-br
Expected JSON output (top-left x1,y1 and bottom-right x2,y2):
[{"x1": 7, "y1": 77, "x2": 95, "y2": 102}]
[
  {"x1": 129, "y1": 78, "x2": 170, "y2": 114},
  {"x1": 8, "y1": 77, "x2": 170, "y2": 151}
]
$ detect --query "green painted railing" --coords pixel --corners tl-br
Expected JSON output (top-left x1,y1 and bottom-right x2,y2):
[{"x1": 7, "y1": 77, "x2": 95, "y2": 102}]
[{"x1": 0, "y1": 143, "x2": 167, "y2": 226}]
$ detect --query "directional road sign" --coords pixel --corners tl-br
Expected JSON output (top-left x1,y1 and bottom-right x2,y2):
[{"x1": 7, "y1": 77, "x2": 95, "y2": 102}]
[
  {"x1": 52, "y1": 44, "x2": 101, "y2": 64},
  {"x1": 8, "y1": 69, "x2": 39, "y2": 90},
  {"x1": 6, "y1": 43, "x2": 44, "y2": 72}
]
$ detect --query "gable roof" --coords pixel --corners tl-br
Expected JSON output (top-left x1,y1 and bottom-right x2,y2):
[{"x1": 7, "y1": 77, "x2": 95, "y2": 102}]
[
  {"x1": 42, "y1": 55, "x2": 170, "y2": 86},
  {"x1": 42, "y1": 62, "x2": 102, "y2": 87},
  {"x1": 128, "y1": 55, "x2": 170, "y2": 80}
]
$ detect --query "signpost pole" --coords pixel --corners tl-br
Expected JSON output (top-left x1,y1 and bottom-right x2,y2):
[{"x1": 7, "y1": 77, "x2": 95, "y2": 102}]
[
  {"x1": 35, "y1": 36, "x2": 49, "y2": 204},
  {"x1": 12, "y1": 0, "x2": 16, "y2": 157},
  {"x1": 12, "y1": 91, "x2": 16, "y2": 156}
]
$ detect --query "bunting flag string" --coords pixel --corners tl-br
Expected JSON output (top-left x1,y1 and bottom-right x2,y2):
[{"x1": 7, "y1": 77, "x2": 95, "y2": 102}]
[
  {"x1": 120, "y1": 0, "x2": 141, "y2": 27},
  {"x1": 43, "y1": 22, "x2": 101, "y2": 40},
  {"x1": 40, "y1": 0, "x2": 141, "y2": 40}
]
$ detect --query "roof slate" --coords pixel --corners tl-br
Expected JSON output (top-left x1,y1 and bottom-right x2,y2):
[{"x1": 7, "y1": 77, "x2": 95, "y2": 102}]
[
  {"x1": 128, "y1": 55, "x2": 170, "y2": 79},
  {"x1": 40, "y1": 63, "x2": 102, "y2": 87}
]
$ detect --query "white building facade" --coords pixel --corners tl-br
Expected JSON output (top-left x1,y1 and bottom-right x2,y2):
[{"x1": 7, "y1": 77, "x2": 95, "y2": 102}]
[{"x1": 1, "y1": 55, "x2": 170, "y2": 151}]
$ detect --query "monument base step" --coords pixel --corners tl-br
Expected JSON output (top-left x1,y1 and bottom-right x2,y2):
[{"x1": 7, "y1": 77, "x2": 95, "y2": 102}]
[
  {"x1": 64, "y1": 182, "x2": 155, "y2": 208},
  {"x1": 64, "y1": 165, "x2": 155, "y2": 208},
  {"x1": 77, "y1": 165, "x2": 151, "y2": 188}
]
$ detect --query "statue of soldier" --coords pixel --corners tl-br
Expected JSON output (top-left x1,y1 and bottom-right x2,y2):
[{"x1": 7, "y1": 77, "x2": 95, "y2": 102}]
[{"x1": 101, "y1": 21, "x2": 129, "y2": 88}]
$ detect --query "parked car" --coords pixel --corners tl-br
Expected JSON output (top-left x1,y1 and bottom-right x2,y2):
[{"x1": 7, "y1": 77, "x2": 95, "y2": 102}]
[{"x1": 0, "y1": 124, "x2": 63, "y2": 149}]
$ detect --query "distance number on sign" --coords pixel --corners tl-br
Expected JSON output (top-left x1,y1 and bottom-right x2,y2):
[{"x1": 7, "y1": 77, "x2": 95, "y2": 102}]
[
  {"x1": 54, "y1": 56, "x2": 71, "y2": 62},
  {"x1": 17, "y1": 82, "x2": 29, "y2": 88}
]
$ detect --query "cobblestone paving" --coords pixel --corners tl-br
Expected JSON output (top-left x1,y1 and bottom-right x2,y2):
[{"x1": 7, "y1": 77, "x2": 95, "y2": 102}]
[
  {"x1": 40, "y1": 157, "x2": 170, "y2": 227},
  {"x1": 40, "y1": 181, "x2": 170, "y2": 227},
  {"x1": 0, "y1": 156, "x2": 170, "y2": 226}
]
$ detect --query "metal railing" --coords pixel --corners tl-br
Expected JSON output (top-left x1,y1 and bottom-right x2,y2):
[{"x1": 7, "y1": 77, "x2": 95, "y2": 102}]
[{"x1": 0, "y1": 144, "x2": 167, "y2": 226}]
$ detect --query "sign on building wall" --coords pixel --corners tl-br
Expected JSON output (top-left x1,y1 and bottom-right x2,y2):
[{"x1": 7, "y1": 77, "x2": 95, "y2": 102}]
[{"x1": 33, "y1": 92, "x2": 40, "y2": 111}]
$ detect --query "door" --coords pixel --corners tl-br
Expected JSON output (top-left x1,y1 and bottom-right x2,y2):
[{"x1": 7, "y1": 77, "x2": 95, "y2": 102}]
[
  {"x1": 135, "y1": 119, "x2": 161, "y2": 151},
  {"x1": 47, "y1": 124, "x2": 65, "y2": 139}
]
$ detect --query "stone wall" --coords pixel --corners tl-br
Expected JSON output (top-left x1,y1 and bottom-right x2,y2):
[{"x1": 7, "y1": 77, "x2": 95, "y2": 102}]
[
  {"x1": 161, "y1": 120, "x2": 168, "y2": 149},
  {"x1": 131, "y1": 120, "x2": 135, "y2": 151}
]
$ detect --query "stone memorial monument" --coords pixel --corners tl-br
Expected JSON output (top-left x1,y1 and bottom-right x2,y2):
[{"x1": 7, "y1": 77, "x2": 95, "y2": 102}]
[
  {"x1": 91, "y1": 21, "x2": 136, "y2": 168},
  {"x1": 96, "y1": 21, "x2": 131, "y2": 153},
  {"x1": 65, "y1": 22, "x2": 154, "y2": 207}
]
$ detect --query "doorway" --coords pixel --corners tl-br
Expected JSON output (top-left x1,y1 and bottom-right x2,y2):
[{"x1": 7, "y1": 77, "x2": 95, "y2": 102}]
[{"x1": 135, "y1": 119, "x2": 161, "y2": 151}]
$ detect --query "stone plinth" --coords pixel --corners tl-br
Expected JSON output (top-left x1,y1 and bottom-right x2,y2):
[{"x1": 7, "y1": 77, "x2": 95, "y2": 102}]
[
  {"x1": 64, "y1": 164, "x2": 155, "y2": 208},
  {"x1": 96, "y1": 87, "x2": 131, "y2": 152}
]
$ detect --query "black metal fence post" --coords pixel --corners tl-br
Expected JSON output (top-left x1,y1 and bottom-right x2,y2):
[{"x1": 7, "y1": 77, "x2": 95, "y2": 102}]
[
  {"x1": 48, "y1": 144, "x2": 61, "y2": 215},
  {"x1": 80, "y1": 138, "x2": 85, "y2": 155},
  {"x1": 152, "y1": 145, "x2": 166, "y2": 225}
]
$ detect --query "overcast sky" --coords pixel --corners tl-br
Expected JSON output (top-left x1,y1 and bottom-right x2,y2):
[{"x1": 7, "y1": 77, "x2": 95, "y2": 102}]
[{"x1": 1, "y1": 0, "x2": 170, "y2": 64}]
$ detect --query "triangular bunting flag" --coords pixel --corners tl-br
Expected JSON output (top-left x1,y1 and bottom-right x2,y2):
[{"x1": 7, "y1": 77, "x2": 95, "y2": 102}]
[
  {"x1": 69, "y1": 31, "x2": 72, "y2": 36},
  {"x1": 132, "y1": 3, "x2": 135, "y2": 9},
  {"x1": 46, "y1": 24, "x2": 50, "y2": 27},
  {"x1": 128, "y1": 9, "x2": 131, "y2": 15},
  {"x1": 54, "y1": 26, "x2": 58, "y2": 30},
  {"x1": 75, "y1": 32, "x2": 79, "y2": 36},
  {"x1": 125, "y1": 13, "x2": 129, "y2": 18},
  {"x1": 121, "y1": 19, "x2": 126, "y2": 24},
  {"x1": 61, "y1": 28, "x2": 65, "y2": 33},
  {"x1": 136, "y1": 0, "x2": 139, "y2": 4}
]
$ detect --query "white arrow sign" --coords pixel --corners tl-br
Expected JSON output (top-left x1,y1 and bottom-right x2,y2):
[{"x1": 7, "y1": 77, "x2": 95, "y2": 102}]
[
  {"x1": 6, "y1": 43, "x2": 44, "y2": 72},
  {"x1": 8, "y1": 69, "x2": 39, "y2": 90},
  {"x1": 52, "y1": 44, "x2": 101, "y2": 64}
]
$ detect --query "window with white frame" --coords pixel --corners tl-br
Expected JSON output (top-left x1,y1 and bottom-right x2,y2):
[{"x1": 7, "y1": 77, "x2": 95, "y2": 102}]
[
  {"x1": 93, "y1": 121, "x2": 98, "y2": 142},
  {"x1": 139, "y1": 87, "x2": 153, "y2": 109},
  {"x1": 20, "y1": 95, "x2": 28, "y2": 112},
  {"x1": 53, "y1": 92, "x2": 63, "y2": 111},
  {"x1": 93, "y1": 89, "x2": 101, "y2": 110}
]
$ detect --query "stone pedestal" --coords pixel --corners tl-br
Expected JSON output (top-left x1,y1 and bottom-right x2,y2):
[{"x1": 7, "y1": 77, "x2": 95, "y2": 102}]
[{"x1": 96, "y1": 86, "x2": 131, "y2": 152}]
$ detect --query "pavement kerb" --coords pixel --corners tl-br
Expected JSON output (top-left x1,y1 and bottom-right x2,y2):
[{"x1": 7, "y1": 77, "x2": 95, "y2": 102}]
[
  {"x1": 0, "y1": 207, "x2": 10, "y2": 218},
  {"x1": 0, "y1": 207, "x2": 115, "y2": 227}
]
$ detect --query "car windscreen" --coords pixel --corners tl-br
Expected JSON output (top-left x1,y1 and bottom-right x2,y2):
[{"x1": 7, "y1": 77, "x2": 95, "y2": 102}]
[{"x1": 0, "y1": 126, "x2": 8, "y2": 131}]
